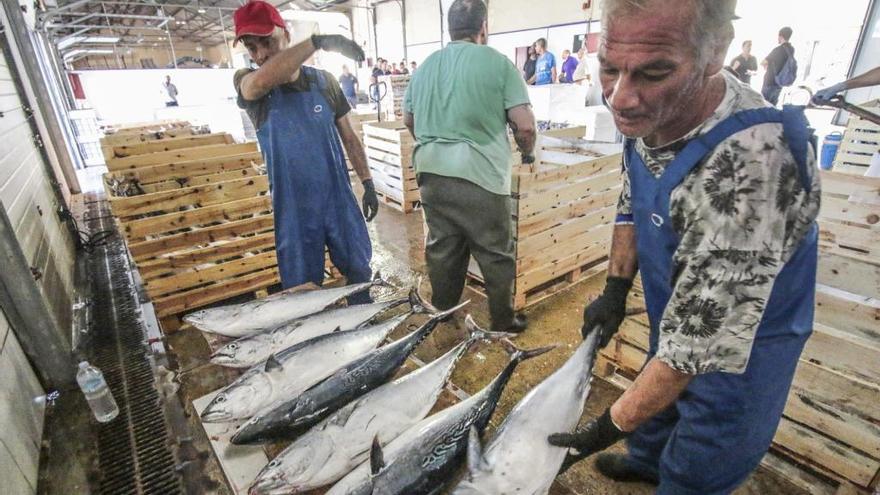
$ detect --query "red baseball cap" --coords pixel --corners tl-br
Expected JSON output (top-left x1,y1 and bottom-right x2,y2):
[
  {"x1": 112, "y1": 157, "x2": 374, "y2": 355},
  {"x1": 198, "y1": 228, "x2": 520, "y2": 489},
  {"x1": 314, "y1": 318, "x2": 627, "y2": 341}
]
[{"x1": 233, "y1": 1, "x2": 287, "y2": 46}]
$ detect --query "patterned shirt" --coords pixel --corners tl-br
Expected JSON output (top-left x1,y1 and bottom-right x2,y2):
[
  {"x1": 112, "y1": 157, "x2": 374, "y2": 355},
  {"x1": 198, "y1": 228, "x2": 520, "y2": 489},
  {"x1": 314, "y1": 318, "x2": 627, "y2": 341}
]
[{"x1": 617, "y1": 70, "x2": 821, "y2": 374}]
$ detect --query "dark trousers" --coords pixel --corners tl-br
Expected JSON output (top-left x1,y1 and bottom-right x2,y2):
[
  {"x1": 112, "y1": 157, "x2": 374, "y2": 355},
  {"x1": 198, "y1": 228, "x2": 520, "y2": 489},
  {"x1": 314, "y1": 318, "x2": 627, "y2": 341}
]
[
  {"x1": 762, "y1": 84, "x2": 781, "y2": 106},
  {"x1": 419, "y1": 173, "x2": 515, "y2": 331}
]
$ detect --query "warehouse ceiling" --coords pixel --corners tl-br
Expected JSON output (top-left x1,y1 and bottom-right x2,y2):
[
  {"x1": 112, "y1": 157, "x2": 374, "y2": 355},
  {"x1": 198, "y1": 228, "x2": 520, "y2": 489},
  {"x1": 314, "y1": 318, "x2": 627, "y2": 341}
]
[{"x1": 39, "y1": 0, "x2": 356, "y2": 57}]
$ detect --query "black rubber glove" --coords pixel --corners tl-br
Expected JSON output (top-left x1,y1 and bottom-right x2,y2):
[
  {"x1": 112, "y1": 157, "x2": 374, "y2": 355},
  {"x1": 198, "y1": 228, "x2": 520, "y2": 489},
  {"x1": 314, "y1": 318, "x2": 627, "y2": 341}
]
[
  {"x1": 521, "y1": 153, "x2": 535, "y2": 165},
  {"x1": 311, "y1": 34, "x2": 365, "y2": 62},
  {"x1": 548, "y1": 408, "x2": 628, "y2": 472},
  {"x1": 582, "y1": 276, "x2": 632, "y2": 347},
  {"x1": 361, "y1": 179, "x2": 379, "y2": 222}
]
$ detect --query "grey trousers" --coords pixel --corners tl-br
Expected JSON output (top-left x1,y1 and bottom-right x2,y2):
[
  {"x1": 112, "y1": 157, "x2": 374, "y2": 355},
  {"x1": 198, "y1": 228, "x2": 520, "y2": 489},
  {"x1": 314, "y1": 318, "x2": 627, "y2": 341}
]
[{"x1": 419, "y1": 173, "x2": 516, "y2": 331}]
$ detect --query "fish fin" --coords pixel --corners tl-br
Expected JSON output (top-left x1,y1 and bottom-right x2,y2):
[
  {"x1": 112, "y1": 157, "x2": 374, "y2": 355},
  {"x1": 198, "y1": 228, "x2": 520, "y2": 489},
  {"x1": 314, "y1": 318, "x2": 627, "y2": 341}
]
[
  {"x1": 331, "y1": 326, "x2": 342, "y2": 333},
  {"x1": 427, "y1": 299, "x2": 470, "y2": 321},
  {"x1": 369, "y1": 435, "x2": 386, "y2": 475},
  {"x1": 408, "y1": 281, "x2": 437, "y2": 314},
  {"x1": 465, "y1": 426, "x2": 489, "y2": 476},
  {"x1": 500, "y1": 339, "x2": 557, "y2": 362},
  {"x1": 264, "y1": 354, "x2": 283, "y2": 372},
  {"x1": 371, "y1": 270, "x2": 391, "y2": 288},
  {"x1": 464, "y1": 314, "x2": 516, "y2": 343}
]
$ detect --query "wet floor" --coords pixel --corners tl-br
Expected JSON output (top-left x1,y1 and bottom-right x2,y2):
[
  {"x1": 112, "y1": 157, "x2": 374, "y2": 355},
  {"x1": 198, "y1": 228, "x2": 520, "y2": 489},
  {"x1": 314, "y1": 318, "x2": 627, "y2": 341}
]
[{"x1": 165, "y1": 200, "x2": 808, "y2": 495}]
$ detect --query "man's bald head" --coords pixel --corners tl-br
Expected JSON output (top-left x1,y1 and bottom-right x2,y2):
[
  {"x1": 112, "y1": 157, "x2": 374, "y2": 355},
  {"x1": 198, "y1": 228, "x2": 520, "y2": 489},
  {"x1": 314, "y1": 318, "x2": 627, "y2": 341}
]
[
  {"x1": 448, "y1": 0, "x2": 487, "y2": 42},
  {"x1": 603, "y1": 0, "x2": 736, "y2": 65}
]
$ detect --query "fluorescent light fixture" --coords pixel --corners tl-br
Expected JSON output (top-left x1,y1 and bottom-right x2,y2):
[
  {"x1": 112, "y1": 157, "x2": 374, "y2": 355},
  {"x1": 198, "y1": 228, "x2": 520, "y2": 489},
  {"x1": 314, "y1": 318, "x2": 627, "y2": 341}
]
[
  {"x1": 198, "y1": 8, "x2": 206, "y2": 13},
  {"x1": 83, "y1": 36, "x2": 120, "y2": 43},
  {"x1": 63, "y1": 49, "x2": 114, "y2": 59},
  {"x1": 57, "y1": 36, "x2": 85, "y2": 50}
]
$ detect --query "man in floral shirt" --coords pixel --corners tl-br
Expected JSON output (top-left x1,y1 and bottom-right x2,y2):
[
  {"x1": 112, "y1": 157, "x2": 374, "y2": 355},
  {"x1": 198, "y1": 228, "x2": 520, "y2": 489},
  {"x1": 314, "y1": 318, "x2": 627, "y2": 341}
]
[{"x1": 549, "y1": 1, "x2": 820, "y2": 493}]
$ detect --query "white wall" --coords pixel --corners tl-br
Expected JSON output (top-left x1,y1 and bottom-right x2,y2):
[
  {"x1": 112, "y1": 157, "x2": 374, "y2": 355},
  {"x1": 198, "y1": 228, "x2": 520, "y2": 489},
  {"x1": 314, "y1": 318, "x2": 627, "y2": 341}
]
[
  {"x1": 487, "y1": 0, "x2": 590, "y2": 34},
  {"x1": 0, "y1": 309, "x2": 46, "y2": 495},
  {"x1": 376, "y1": 2, "x2": 406, "y2": 64},
  {"x1": 844, "y1": 0, "x2": 880, "y2": 105}
]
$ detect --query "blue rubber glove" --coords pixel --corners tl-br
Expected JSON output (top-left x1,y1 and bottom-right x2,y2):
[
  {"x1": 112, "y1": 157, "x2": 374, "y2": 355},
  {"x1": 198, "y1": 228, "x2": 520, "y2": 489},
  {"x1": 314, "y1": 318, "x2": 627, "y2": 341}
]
[{"x1": 812, "y1": 83, "x2": 846, "y2": 105}]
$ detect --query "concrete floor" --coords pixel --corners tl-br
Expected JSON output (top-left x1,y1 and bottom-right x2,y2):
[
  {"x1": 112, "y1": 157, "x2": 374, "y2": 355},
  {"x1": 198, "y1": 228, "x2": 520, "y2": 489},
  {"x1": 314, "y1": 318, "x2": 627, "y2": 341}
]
[{"x1": 166, "y1": 201, "x2": 808, "y2": 495}]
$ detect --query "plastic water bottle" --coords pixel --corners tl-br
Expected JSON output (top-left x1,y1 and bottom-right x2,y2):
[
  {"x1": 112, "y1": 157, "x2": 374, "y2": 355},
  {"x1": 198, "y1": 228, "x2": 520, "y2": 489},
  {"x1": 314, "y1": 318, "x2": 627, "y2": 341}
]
[{"x1": 76, "y1": 361, "x2": 119, "y2": 423}]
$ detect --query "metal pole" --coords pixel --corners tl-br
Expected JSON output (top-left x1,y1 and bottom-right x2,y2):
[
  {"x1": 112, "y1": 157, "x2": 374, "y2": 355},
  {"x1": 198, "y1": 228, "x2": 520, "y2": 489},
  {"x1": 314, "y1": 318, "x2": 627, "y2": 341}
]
[
  {"x1": 218, "y1": 7, "x2": 232, "y2": 68},
  {"x1": 166, "y1": 25, "x2": 177, "y2": 68}
]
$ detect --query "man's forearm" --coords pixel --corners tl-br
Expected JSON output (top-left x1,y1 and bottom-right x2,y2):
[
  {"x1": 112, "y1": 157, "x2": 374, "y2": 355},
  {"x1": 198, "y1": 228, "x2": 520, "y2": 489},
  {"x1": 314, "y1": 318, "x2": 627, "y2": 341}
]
[
  {"x1": 608, "y1": 224, "x2": 638, "y2": 280},
  {"x1": 240, "y1": 38, "x2": 318, "y2": 101},
  {"x1": 844, "y1": 66, "x2": 880, "y2": 91},
  {"x1": 513, "y1": 126, "x2": 536, "y2": 156},
  {"x1": 610, "y1": 358, "x2": 693, "y2": 432},
  {"x1": 337, "y1": 116, "x2": 372, "y2": 182}
]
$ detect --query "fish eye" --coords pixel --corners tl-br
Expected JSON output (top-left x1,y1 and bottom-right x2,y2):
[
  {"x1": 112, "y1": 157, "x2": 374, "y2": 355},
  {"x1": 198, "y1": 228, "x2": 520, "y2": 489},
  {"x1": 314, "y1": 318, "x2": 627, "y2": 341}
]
[
  {"x1": 229, "y1": 343, "x2": 238, "y2": 350},
  {"x1": 269, "y1": 460, "x2": 280, "y2": 468},
  {"x1": 215, "y1": 394, "x2": 226, "y2": 402}
]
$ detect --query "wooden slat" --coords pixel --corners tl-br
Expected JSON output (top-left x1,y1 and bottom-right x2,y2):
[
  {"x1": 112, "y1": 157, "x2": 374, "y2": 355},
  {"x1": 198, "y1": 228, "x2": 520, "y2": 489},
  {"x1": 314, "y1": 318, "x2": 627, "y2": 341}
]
[
  {"x1": 109, "y1": 151, "x2": 263, "y2": 185},
  {"x1": 518, "y1": 205, "x2": 616, "y2": 254},
  {"x1": 137, "y1": 233, "x2": 276, "y2": 280},
  {"x1": 144, "y1": 250, "x2": 277, "y2": 298},
  {"x1": 816, "y1": 251, "x2": 880, "y2": 299},
  {"x1": 109, "y1": 176, "x2": 269, "y2": 218},
  {"x1": 517, "y1": 238, "x2": 610, "y2": 291},
  {"x1": 819, "y1": 220, "x2": 880, "y2": 255},
  {"x1": 152, "y1": 267, "x2": 280, "y2": 317},
  {"x1": 814, "y1": 285, "x2": 880, "y2": 347},
  {"x1": 517, "y1": 223, "x2": 612, "y2": 273},
  {"x1": 362, "y1": 122, "x2": 411, "y2": 143},
  {"x1": 774, "y1": 419, "x2": 878, "y2": 487},
  {"x1": 820, "y1": 171, "x2": 880, "y2": 198},
  {"x1": 128, "y1": 214, "x2": 275, "y2": 260},
  {"x1": 516, "y1": 171, "x2": 621, "y2": 218},
  {"x1": 100, "y1": 127, "x2": 196, "y2": 147},
  {"x1": 513, "y1": 153, "x2": 621, "y2": 194},
  {"x1": 106, "y1": 142, "x2": 259, "y2": 171},
  {"x1": 121, "y1": 196, "x2": 272, "y2": 240},
  {"x1": 110, "y1": 133, "x2": 233, "y2": 158},
  {"x1": 140, "y1": 167, "x2": 261, "y2": 193},
  {"x1": 516, "y1": 187, "x2": 619, "y2": 238},
  {"x1": 820, "y1": 196, "x2": 880, "y2": 228}
]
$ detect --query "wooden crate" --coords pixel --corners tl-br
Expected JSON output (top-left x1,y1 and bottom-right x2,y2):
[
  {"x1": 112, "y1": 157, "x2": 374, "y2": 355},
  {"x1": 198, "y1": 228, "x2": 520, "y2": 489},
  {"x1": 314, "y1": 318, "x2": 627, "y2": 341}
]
[
  {"x1": 362, "y1": 121, "x2": 420, "y2": 213},
  {"x1": 105, "y1": 142, "x2": 259, "y2": 172},
  {"x1": 104, "y1": 132, "x2": 234, "y2": 160},
  {"x1": 832, "y1": 100, "x2": 880, "y2": 176},
  {"x1": 378, "y1": 74, "x2": 410, "y2": 121},
  {"x1": 596, "y1": 172, "x2": 880, "y2": 493},
  {"x1": 467, "y1": 132, "x2": 622, "y2": 310}
]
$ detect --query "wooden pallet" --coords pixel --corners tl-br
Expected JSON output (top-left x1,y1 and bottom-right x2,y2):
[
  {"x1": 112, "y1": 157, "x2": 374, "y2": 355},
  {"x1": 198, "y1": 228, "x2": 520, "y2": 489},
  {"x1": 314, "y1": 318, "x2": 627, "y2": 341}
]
[
  {"x1": 595, "y1": 174, "x2": 880, "y2": 492},
  {"x1": 105, "y1": 132, "x2": 234, "y2": 161},
  {"x1": 461, "y1": 130, "x2": 621, "y2": 311},
  {"x1": 105, "y1": 142, "x2": 259, "y2": 172},
  {"x1": 362, "y1": 121, "x2": 420, "y2": 214},
  {"x1": 832, "y1": 100, "x2": 879, "y2": 176}
]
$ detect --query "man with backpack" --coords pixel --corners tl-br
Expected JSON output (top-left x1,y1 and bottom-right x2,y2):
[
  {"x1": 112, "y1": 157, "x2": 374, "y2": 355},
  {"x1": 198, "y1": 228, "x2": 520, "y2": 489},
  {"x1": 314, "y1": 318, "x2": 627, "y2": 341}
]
[{"x1": 761, "y1": 26, "x2": 797, "y2": 105}]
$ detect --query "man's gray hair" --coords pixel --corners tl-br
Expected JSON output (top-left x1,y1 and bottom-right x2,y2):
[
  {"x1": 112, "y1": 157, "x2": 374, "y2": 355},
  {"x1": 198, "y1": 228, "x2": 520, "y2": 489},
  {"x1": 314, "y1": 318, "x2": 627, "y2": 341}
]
[{"x1": 602, "y1": 0, "x2": 737, "y2": 64}]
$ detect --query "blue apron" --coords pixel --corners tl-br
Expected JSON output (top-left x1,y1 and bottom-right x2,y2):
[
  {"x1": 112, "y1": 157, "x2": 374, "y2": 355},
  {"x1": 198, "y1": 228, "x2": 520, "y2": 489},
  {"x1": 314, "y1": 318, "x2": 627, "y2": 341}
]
[
  {"x1": 624, "y1": 106, "x2": 818, "y2": 494},
  {"x1": 257, "y1": 67, "x2": 372, "y2": 302}
]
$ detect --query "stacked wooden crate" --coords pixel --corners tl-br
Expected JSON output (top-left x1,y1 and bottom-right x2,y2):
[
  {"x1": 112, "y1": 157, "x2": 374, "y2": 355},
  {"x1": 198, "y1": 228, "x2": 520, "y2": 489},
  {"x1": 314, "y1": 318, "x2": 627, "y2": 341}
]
[
  {"x1": 832, "y1": 100, "x2": 879, "y2": 175},
  {"x1": 378, "y1": 74, "x2": 410, "y2": 121},
  {"x1": 467, "y1": 129, "x2": 623, "y2": 309},
  {"x1": 101, "y1": 133, "x2": 336, "y2": 333},
  {"x1": 362, "y1": 121, "x2": 420, "y2": 213},
  {"x1": 100, "y1": 120, "x2": 205, "y2": 163},
  {"x1": 595, "y1": 171, "x2": 880, "y2": 494}
]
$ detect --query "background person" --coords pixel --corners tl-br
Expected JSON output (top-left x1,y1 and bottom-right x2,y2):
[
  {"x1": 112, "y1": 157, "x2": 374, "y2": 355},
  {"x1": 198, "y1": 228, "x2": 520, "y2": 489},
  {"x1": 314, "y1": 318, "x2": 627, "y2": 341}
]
[
  {"x1": 761, "y1": 26, "x2": 795, "y2": 105},
  {"x1": 232, "y1": 1, "x2": 379, "y2": 302},
  {"x1": 523, "y1": 45, "x2": 537, "y2": 84},
  {"x1": 548, "y1": 1, "x2": 821, "y2": 493},
  {"x1": 560, "y1": 49, "x2": 579, "y2": 83},
  {"x1": 531, "y1": 37, "x2": 556, "y2": 85},
  {"x1": 729, "y1": 40, "x2": 757, "y2": 85},
  {"x1": 163, "y1": 75, "x2": 179, "y2": 106},
  {"x1": 339, "y1": 64, "x2": 359, "y2": 108},
  {"x1": 404, "y1": 0, "x2": 536, "y2": 334}
]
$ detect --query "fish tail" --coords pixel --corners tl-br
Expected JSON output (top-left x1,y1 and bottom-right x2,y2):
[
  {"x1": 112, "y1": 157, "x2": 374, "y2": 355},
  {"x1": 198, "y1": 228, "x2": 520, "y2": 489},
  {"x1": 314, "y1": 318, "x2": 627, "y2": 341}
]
[
  {"x1": 464, "y1": 314, "x2": 516, "y2": 343},
  {"x1": 409, "y1": 278, "x2": 438, "y2": 314},
  {"x1": 500, "y1": 339, "x2": 557, "y2": 363}
]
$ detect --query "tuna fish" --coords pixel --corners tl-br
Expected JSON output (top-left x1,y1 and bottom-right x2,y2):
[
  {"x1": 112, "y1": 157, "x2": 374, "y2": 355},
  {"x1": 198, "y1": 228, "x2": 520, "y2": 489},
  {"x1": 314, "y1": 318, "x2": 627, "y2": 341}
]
[
  {"x1": 183, "y1": 274, "x2": 385, "y2": 337},
  {"x1": 249, "y1": 316, "x2": 512, "y2": 494},
  {"x1": 200, "y1": 312, "x2": 410, "y2": 423},
  {"x1": 210, "y1": 296, "x2": 412, "y2": 368},
  {"x1": 230, "y1": 299, "x2": 470, "y2": 445},
  {"x1": 451, "y1": 329, "x2": 601, "y2": 495},
  {"x1": 328, "y1": 334, "x2": 555, "y2": 495}
]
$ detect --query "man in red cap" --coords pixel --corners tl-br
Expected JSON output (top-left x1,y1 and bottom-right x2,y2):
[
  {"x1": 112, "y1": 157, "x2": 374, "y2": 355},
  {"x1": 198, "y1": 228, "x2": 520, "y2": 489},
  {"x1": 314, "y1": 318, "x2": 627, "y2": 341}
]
[{"x1": 233, "y1": 0, "x2": 377, "y2": 302}]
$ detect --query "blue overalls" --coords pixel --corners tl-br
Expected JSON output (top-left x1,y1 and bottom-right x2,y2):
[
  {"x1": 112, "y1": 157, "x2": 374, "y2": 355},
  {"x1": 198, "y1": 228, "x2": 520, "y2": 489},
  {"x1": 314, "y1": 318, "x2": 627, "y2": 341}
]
[
  {"x1": 257, "y1": 66, "x2": 372, "y2": 302},
  {"x1": 624, "y1": 106, "x2": 818, "y2": 494}
]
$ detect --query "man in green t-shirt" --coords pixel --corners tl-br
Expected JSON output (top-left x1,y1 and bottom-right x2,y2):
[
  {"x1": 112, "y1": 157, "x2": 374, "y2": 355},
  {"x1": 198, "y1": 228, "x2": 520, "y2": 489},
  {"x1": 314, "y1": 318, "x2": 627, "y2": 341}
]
[{"x1": 404, "y1": 0, "x2": 536, "y2": 333}]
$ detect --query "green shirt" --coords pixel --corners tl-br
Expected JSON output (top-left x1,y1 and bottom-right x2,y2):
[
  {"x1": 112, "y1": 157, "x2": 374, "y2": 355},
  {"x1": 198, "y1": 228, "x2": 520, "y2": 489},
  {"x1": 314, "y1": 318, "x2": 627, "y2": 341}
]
[{"x1": 404, "y1": 41, "x2": 530, "y2": 195}]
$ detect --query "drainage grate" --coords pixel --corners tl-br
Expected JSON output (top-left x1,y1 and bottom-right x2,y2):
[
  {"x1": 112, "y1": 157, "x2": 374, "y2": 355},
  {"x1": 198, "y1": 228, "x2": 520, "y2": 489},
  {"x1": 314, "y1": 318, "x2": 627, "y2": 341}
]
[{"x1": 84, "y1": 198, "x2": 183, "y2": 495}]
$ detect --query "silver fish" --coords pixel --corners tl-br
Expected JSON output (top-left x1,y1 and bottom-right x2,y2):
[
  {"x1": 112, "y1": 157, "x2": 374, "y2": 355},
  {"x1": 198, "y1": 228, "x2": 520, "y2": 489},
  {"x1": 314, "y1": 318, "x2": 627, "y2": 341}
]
[
  {"x1": 210, "y1": 296, "x2": 411, "y2": 368},
  {"x1": 328, "y1": 334, "x2": 555, "y2": 495},
  {"x1": 200, "y1": 313, "x2": 410, "y2": 423},
  {"x1": 230, "y1": 299, "x2": 469, "y2": 445},
  {"x1": 452, "y1": 329, "x2": 600, "y2": 495},
  {"x1": 250, "y1": 316, "x2": 512, "y2": 494},
  {"x1": 183, "y1": 274, "x2": 385, "y2": 337}
]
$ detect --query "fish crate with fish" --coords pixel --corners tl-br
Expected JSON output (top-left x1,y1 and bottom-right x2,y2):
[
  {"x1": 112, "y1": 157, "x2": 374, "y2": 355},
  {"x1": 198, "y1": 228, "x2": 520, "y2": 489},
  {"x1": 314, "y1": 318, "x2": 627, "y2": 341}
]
[
  {"x1": 467, "y1": 131, "x2": 623, "y2": 310},
  {"x1": 362, "y1": 121, "x2": 420, "y2": 213},
  {"x1": 831, "y1": 100, "x2": 880, "y2": 176},
  {"x1": 597, "y1": 173, "x2": 880, "y2": 494}
]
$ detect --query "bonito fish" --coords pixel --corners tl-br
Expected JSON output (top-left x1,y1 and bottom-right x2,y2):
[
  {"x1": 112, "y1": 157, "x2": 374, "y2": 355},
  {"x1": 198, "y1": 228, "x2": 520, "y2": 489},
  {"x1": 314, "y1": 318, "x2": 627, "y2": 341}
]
[
  {"x1": 452, "y1": 329, "x2": 600, "y2": 495},
  {"x1": 250, "y1": 316, "x2": 510, "y2": 494},
  {"x1": 211, "y1": 295, "x2": 412, "y2": 368},
  {"x1": 329, "y1": 335, "x2": 555, "y2": 495},
  {"x1": 183, "y1": 274, "x2": 385, "y2": 337},
  {"x1": 200, "y1": 312, "x2": 410, "y2": 423},
  {"x1": 230, "y1": 299, "x2": 470, "y2": 445}
]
